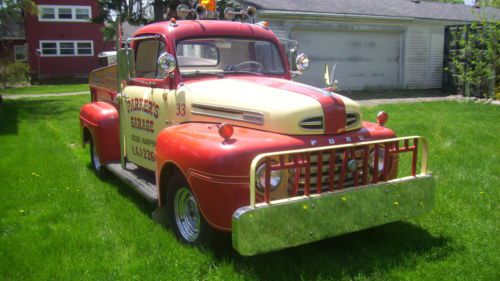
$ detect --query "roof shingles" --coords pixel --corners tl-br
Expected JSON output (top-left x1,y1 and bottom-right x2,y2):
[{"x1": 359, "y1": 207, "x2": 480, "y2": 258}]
[
  {"x1": 0, "y1": 11, "x2": 25, "y2": 40},
  {"x1": 242, "y1": 0, "x2": 500, "y2": 22}
]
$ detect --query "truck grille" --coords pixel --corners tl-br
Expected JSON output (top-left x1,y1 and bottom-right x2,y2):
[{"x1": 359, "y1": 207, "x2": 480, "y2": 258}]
[
  {"x1": 288, "y1": 148, "x2": 367, "y2": 195},
  {"x1": 300, "y1": 116, "x2": 323, "y2": 130},
  {"x1": 252, "y1": 137, "x2": 423, "y2": 205}
]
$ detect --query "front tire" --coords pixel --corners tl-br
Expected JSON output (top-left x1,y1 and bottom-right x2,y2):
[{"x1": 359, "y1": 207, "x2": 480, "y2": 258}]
[
  {"x1": 167, "y1": 173, "x2": 213, "y2": 245},
  {"x1": 90, "y1": 137, "x2": 107, "y2": 177}
]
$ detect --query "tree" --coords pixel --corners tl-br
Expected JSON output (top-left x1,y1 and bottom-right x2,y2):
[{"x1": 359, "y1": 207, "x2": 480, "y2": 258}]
[
  {"x1": 93, "y1": 0, "x2": 151, "y2": 25},
  {"x1": 424, "y1": 0, "x2": 500, "y2": 8},
  {"x1": 448, "y1": 19, "x2": 499, "y2": 98},
  {"x1": 0, "y1": 0, "x2": 36, "y2": 87},
  {"x1": 95, "y1": 0, "x2": 243, "y2": 25},
  {"x1": 0, "y1": 0, "x2": 36, "y2": 12},
  {"x1": 94, "y1": 0, "x2": 240, "y2": 42}
]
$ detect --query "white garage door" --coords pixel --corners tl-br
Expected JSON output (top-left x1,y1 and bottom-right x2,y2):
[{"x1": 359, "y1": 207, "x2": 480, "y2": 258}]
[{"x1": 291, "y1": 29, "x2": 402, "y2": 90}]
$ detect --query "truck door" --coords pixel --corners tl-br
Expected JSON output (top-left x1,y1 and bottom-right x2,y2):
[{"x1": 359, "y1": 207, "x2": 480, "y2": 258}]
[{"x1": 122, "y1": 37, "x2": 173, "y2": 171}]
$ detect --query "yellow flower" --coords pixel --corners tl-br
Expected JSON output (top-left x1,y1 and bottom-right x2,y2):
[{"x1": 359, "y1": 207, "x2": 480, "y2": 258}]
[
  {"x1": 303, "y1": 204, "x2": 308, "y2": 210},
  {"x1": 341, "y1": 196, "x2": 347, "y2": 202},
  {"x1": 394, "y1": 201, "x2": 399, "y2": 206}
]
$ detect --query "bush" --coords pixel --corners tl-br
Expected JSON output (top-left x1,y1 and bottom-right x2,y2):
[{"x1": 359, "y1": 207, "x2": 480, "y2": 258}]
[
  {"x1": 448, "y1": 20, "x2": 499, "y2": 99},
  {"x1": 0, "y1": 62, "x2": 30, "y2": 88}
]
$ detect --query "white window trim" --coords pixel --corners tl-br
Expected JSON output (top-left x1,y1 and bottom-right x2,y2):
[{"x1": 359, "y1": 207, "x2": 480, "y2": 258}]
[
  {"x1": 14, "y1": 44, "x2": 27, "y2": 62},
  {"x1": 38, "y1": 5, "x2": 92, "y2": 22},
  {"x1": 39, "y1": 40, "x2": 94, "y2": 57}
]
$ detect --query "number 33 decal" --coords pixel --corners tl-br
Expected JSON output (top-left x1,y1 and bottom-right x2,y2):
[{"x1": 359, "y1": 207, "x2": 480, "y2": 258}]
[{"x1": 176, "y1": 103, "x2": 186, "y2": 117}]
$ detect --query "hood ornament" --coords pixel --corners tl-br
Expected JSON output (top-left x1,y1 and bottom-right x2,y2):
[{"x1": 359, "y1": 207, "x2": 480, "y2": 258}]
[{"x1": 324, "y1": 63, "x2": 338, "y2": 92}]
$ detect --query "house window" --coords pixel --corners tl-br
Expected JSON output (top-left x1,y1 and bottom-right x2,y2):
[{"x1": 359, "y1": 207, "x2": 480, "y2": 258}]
[
  {"x1": 60, "y1": 42, "x2": 75, "y2": 55},
  {"x1": 58, "y1": 8, "x2": 73, "y2": 19},
  {"x1": 14, "y1": 45, "x2": 27, "y2": 61},
  {"x1": 40, "y1": 41, "x2": 94, "y2": 57},
  {"x1": 41, "y1": 42, "x2": 57, "y2": 55},
  {"x1": 38, "y1": 5, "x2": 91, "y2": 22},
  {"x1": 40, "y1": 7, "x2": 55, "y2": 19},
  {"x1": 77, "y1": 42, "x2": 92, "y2": 55},
  {"x1": 75, "y1": 8, "x2": 90, "y2": 20}
]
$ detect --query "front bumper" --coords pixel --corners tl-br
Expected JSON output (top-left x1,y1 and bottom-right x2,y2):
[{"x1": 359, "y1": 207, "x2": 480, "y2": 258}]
[{"x1": 232, "y1": 174, "x2": 435, "y2": 256}]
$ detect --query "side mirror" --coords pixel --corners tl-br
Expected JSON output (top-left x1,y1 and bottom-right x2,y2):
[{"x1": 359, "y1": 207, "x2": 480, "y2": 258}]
[
  {"x1": 158, "y1": 52, "x2": 176, "y2": 74},
  {"x1": 295, "y1": 53, "x2": 310, "y2": 73}
]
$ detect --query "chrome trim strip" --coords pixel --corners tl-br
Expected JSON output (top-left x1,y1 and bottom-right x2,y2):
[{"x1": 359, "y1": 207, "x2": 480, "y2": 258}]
[
  {"x1": 126, "y1": 35, "x2": 161, "y2": 44},
  {"x1": 299, "y1": 116, "x2": 324, "y2": 130},
  {"x1": 191, "y1": 103, "x2": 265, "y2": 125}
]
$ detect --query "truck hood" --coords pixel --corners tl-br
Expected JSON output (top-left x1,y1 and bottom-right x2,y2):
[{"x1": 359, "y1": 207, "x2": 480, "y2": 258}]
[{"x1": 182, "y1": 76, "x2": 361, "y2": 135}]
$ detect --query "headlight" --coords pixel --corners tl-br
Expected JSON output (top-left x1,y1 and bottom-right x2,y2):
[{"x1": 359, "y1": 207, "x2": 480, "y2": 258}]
[
  {"x1": 370, "y1": 146, "x2": 385, "y2": 174},
  {"x1": 256, "y1": 161, "x2": 283, "y2": 192}
]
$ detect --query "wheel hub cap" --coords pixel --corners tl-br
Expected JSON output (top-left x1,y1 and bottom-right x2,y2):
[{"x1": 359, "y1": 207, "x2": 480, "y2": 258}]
[{"x1": 174, "y1": 187, "x2": 201, "y2": 242}]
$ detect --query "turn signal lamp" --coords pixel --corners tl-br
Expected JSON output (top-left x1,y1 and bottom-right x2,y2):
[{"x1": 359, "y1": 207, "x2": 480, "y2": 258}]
[
  {"x1": 200, "y1": 0, "x2": 216, "y2": 11},
  {"x1": 257, "y1": 21, "x2": 269, "y2": 28},
  {"x1": 218, "y1": 123, "x2": 234, "y2": 140},
  {"x1": 377, "y1": 111, "x2": 389, "y2": 126},
  {"x1": 170, "y1": 17, "x2": 177, "y2": 26}
]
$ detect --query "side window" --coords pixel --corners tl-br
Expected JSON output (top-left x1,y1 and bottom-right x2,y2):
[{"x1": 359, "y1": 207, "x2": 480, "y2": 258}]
[{"x1": 135, "y1": 39, "x2": 166, "y2": 79}]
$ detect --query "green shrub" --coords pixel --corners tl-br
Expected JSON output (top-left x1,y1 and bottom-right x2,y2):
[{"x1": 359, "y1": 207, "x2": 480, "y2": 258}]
[
  {"x1": 448, "y1": 20, "x2": 499, "y2": 98},
  {"x1": 0, "y1": 62, "x2": 30, "y2": 88}
]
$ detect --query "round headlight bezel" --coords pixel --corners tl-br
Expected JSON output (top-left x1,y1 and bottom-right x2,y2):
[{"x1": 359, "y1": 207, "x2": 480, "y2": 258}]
[
  {"x1": 256, "y1": 161, "x2": 283, "y2": 192},
  {"x1": 369, "y1": 146, "x2": 386, "y2": 174}
]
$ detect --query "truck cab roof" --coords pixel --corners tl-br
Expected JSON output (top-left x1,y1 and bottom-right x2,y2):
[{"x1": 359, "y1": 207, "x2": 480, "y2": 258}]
[{"x1": 133, "y1": 20, "x2": 278, "y2": 43}]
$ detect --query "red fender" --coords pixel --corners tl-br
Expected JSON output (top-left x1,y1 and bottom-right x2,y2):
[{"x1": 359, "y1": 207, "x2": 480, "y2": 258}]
[
  {"x1": 80, "y1": 102, "x2": 120, "y2": 164},
  {"x1": 156, "y1": 122, "x2": 397, "y2": 232}
]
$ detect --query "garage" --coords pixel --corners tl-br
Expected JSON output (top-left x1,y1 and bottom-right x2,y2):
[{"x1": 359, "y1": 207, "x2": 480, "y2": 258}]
[{"x1": 291, "y1": 29, "x2": 402, "y2": 90}]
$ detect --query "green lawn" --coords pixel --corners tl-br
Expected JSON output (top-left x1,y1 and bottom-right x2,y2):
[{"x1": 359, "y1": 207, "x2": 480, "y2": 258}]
[
  {"x1": 0, "y1": 96, "x2": 498, "y2": 281},
  {"x1": 0, "y1": 84, "x2": 89, "y2": 95}
]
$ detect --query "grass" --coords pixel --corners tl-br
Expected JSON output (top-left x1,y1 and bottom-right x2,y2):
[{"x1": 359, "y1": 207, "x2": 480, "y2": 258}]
[
  {"x1": 0, "y1": 84, "x2": 89, "y2": 95},
  {"x1": 0, "y1": 96, "x2": 498, "y2": 280}
]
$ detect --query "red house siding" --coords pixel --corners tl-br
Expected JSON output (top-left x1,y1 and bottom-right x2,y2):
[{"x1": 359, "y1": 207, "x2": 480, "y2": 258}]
[{"x1": 25, "y1": 0, "x2": 114, "y2": 80}]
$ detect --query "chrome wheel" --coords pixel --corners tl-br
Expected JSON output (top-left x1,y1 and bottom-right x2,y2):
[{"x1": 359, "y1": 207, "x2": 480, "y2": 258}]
[
  {"x1": 90, "y1": 138, "x2": 107, "y2": 177},
  {"x1": 174, "y1": 187, "x2": 201, "y2": 242},
  {"x1": 91, "y1": 142, "x2": 101, "y2": 171}
]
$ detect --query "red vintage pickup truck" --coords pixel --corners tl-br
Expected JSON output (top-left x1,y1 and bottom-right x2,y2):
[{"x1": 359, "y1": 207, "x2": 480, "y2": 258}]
[{"x1": 80, "y1": 16, "x2": 435, "y2": 256}]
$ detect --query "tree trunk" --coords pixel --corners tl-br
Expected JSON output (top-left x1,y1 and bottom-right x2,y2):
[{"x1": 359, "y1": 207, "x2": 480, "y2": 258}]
[
  {"x1": 2, "y1": 61, "x2": 6, "y2": 88},
  {"x1": 153, "y1": 0, "x2": 164, "y2": 22}
]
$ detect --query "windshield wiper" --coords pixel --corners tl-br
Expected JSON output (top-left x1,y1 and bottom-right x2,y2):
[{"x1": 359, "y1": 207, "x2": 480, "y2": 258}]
[{"x1": 222, "y1": 71, "x2": 263, "y2": 76}]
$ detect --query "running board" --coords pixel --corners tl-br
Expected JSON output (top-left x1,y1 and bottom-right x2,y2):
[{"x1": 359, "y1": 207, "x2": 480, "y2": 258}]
[{"x1": 106, "y1": 162, "x2": 158, "y2": 202}]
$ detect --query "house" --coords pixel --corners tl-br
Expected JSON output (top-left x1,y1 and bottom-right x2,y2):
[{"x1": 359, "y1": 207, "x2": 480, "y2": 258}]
[
  {"x1": 0, "y1": 10, "x2": 27, "y2": 63},
  {"x1": 238, "y1": 0, "x2": 500, "y2": 90},
  {"x1": 24, "y1": 0, "x2": 114, "y2": 80}
]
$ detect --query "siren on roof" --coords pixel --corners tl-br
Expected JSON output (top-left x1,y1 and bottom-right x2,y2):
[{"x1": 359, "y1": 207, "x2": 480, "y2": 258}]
[
  {"x1": 176, "y1": 3, "x2": 210, "y2": 20},
  {"x1": 224, "y1": 6, "x2": 257, "y2": 21},
  {"x1": 175, "y1": 0, "x2": 257, "y2": 22}
]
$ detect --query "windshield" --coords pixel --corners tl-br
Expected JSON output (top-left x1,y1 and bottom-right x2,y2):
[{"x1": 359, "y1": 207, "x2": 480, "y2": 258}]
[{"x1": 176, "y1": 38, "x2": 285, "y2": 76}]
